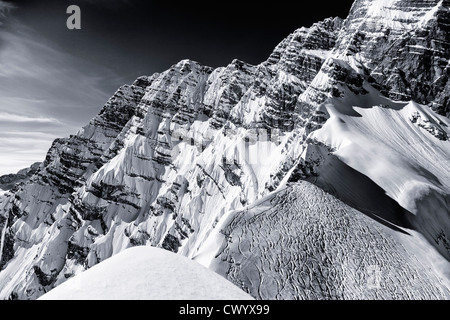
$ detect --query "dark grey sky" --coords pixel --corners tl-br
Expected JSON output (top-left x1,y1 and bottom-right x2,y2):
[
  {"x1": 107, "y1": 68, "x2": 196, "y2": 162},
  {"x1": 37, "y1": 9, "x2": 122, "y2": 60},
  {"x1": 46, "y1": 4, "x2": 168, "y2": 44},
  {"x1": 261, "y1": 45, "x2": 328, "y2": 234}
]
[
  {"x1": 0, "y1": 0, "x2": 354, "y2": 175},
  {"x1": 9, "y1": 0, "x2": 355, "y2": 76}
]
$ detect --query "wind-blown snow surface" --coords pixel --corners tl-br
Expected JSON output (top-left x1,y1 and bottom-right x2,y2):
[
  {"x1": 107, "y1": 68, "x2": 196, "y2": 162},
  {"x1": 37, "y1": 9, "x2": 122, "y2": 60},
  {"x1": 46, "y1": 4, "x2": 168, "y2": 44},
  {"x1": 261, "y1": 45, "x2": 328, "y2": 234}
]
[
  {"x1": 39, "y1": 246, "x2": 253, "y2": 300},
  {"x1": 196, "y1": 182, "x2": 450, "y2": 300},
  {"x1": 309, "y1": 95, "x2": 450, "y2": 261}
]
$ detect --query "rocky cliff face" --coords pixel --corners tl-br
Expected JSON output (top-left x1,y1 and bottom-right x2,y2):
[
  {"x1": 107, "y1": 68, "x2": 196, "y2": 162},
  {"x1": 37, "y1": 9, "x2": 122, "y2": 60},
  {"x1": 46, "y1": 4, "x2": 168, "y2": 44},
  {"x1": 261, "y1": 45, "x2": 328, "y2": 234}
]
[
  {"x1": 0, "y1": 0, "x2": 449, "y2": 300},
  {"x1": 338, "y1": 0, "x2": 450, "y2": 117}
]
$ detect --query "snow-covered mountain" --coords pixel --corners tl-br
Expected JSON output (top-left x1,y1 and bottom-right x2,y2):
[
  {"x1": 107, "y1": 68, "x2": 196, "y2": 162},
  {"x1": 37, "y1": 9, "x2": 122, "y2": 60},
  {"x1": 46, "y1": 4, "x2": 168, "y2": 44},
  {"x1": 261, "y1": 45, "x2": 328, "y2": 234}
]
[
  {"x1": 1, "y1": 0, "x2": 449, "y2": 300},
  {"x1": 0, "y1": 162, "x2": 41, "y2": 192}
]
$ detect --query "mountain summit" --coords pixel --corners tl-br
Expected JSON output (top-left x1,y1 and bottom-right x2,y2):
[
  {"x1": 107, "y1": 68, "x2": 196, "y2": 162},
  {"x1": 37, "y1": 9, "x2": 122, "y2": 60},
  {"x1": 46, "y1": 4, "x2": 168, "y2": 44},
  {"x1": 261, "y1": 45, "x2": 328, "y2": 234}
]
[{"x1": 1, "y1": 0, "x2": 449, "y2": 299}]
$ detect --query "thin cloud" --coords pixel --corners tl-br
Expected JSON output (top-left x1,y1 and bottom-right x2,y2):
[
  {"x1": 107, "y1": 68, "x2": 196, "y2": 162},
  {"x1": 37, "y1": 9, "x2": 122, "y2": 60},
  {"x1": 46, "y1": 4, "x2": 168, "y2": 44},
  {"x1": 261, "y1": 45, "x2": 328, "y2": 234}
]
[
  {"x1": 0, "y1": 112, "x2": 60, "y2": 124},
  {"x1": 0, "y1": 135, "x2": 55, "y2": 175},
  {"x1": 1, "y1": 131, "x2": 59, "y2": 140},
  {"x1": 0, "y1": 14, "x2": 125, "y2": 175}
]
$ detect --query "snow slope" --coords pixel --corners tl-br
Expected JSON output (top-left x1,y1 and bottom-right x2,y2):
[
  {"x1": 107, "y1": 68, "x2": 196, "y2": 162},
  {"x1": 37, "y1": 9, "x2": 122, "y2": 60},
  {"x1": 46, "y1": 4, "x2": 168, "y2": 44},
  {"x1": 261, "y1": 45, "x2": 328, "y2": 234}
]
[
  {"x1": 39, "y1": 246, "x2": 253, "y2": 300},
  {"x1": 194, "y1": 82, "x2": 450, "y2": 299},
  {"x1": 307, "y1": 88, "x2": 450, "y2": 260},
  {"x1": 197, "y1": 182, "x2": 450, "y2": 300}
]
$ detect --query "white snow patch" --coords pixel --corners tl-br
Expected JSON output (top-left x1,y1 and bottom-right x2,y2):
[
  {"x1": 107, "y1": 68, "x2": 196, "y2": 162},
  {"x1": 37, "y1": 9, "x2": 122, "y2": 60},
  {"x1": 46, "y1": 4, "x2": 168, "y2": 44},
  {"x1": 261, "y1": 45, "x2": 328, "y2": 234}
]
[
  {"x1": 311, "y1": 100, "x2": 450, "y2": 211},
  {"x1": 39, "y1": 246, "x2": 253, "y2": 300},
  {"x1": 303, "y1": 49, "x2": 332, "y2": 60}
]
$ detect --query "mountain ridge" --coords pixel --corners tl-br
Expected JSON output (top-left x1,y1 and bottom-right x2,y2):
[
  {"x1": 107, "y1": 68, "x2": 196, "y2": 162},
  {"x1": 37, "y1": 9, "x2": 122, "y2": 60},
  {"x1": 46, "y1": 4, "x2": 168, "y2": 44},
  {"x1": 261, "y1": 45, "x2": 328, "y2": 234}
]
[{"x1": 0, "y1": 0, "x2": 449, "y2": 300}]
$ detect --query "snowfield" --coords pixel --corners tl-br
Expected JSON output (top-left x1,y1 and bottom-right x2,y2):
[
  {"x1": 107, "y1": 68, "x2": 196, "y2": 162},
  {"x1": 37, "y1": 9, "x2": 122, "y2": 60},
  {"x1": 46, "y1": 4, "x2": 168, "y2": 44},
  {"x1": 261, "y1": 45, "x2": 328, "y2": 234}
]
[
  {"x1": 309, "y1": 90, "x2": 450, "y2": 261},
  {"x1": 39, "y1": 246, "x2": 254, "y2": 300},
  {"x1": 197, "y1": 182, "x2": 450, "y2": 300}
]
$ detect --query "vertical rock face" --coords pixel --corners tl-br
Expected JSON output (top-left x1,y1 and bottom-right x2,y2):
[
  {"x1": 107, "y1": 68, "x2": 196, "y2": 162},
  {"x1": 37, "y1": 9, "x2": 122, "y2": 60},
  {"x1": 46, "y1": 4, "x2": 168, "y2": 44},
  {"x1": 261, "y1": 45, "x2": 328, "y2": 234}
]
[
  {"x1": 336, "y1": 0, "x2": 450, "y2": 116},
  {"x1": 1, "y1": 0, "x2": 450, "y2": 300},
  {"x1": 298, "y1": 0, "x2": 450, "y2": 111}
]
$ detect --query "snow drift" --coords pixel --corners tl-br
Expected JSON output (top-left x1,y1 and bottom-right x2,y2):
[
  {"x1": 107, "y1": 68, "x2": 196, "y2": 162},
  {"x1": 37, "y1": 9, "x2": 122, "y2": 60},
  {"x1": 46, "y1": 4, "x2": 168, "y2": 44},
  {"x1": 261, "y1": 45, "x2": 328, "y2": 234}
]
[{"x1": 39, "y1": 246, "x2": 253, "y2": 300}]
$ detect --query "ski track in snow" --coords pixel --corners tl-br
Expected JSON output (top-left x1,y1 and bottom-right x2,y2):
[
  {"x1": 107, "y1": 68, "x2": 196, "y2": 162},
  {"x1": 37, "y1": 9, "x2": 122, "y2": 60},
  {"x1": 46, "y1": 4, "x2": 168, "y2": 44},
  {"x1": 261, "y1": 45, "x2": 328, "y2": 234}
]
[{"x1": 204, "y1": 182, "x2": 450, "y2": 300}]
